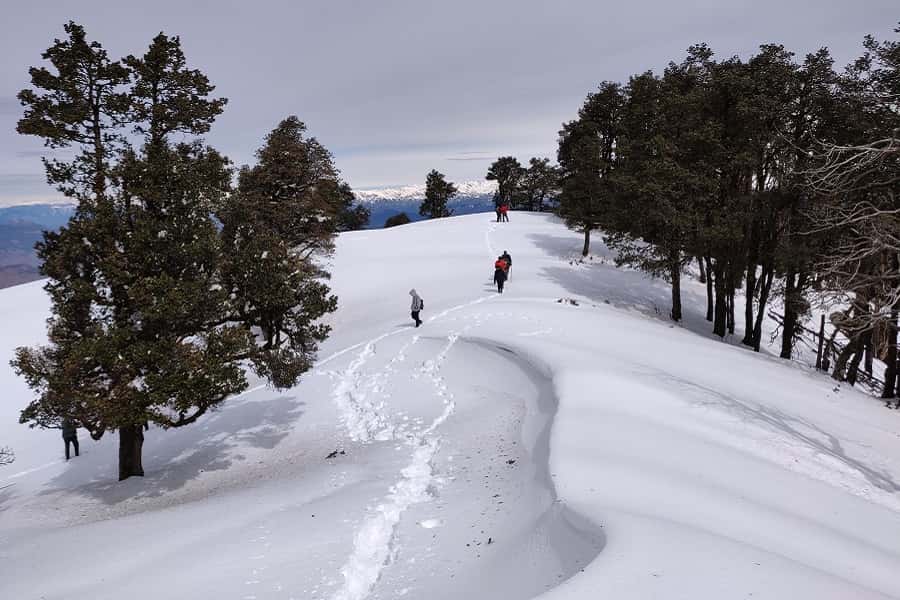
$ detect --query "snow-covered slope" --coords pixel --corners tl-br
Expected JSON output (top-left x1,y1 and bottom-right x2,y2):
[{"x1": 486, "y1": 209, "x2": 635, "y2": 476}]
[{"x1": 1, "y1": 212, "x2": 899, "y2": 599}]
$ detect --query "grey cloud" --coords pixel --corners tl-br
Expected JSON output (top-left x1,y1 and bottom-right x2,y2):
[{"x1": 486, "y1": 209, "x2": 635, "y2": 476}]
[
  {"x1": 0, "y1": 0, "x2": 897, "y2": 203},
  {"x1": 0, "y1": 97, "x2": 21, "y2": 116}
]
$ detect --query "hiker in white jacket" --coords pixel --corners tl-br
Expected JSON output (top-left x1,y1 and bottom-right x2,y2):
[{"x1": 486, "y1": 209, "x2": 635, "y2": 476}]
[{"x1": 409, "y1": 289, "x2": 424, "y2": 327}]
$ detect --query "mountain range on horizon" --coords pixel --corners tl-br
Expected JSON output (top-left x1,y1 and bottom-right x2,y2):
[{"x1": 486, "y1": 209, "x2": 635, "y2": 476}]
[{"x1": 0, "y1": 181, "x2": 502, "y2": 288}]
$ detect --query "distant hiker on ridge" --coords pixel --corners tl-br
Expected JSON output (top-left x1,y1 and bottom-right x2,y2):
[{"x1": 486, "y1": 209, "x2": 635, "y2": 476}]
[
  {"x1": 62, "y1": 418, "x2": 79, "y2": 460},
  {"x1": 410, "y1": 289, "x2": 424, "y2": 327},
  {"x1": 493, "y1": 259, "x2": 507, "y2": 294},
  {"x1": 500, "y1": 250, "x2": 512, "y2": 279}
]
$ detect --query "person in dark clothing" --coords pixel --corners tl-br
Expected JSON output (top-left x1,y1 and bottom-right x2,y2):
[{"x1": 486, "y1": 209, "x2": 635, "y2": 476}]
[
  {"x1": 495, "y1": 205, "x2": 502, "y2": 222},
  {"x1": 409, "y1": 288, "x2": 424, "y2": 327},
  {"x1": 62, "y1": 418, "x2": 79, "y2": 460},
  {"x1": 500, "y1": 251, "x2": 512, "y2": 279},
  {"x1": 494, "y1": 265, "x2": 507, "y2": 293}
]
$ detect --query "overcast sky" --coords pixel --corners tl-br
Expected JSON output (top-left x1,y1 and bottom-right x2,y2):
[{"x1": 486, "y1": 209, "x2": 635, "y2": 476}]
[{"x1": 0, "y1": 0, "x2": 896, "y2": 206}]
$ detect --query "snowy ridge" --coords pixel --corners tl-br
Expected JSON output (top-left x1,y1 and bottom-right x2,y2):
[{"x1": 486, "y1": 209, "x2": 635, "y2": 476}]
[
  {"x1": 2, "y1": 212, "x2": 899, "y2": 600},
  {"x1": 353, "y1": 180, "x2": 497, "y2": 203}
]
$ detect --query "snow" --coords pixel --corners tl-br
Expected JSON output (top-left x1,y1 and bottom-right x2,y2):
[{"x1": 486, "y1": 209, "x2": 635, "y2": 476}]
[
  {"x1": 353, "y1": 180, "x2": 496, "y2": 203},
  {"x1": 1, "y1": 212, "x2": 899, "y2": 599}
]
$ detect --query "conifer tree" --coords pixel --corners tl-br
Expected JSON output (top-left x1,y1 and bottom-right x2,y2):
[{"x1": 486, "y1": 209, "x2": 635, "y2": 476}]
[
  {"x1": 384, "y1": 212, "x2": 411, "y2": 228},
  {"x1": 17, "y1": 21, "x2": 130, "y2": 201},
  {"x1": 557, "y1": 82, "x2": 625, "y2": 257},
  {"x1": 12, "y1": 27, "x2": 337, "y2": 480},
  {"x1": 419, "y1": 170, "x2": 456, "y2": 218},
  {"x1": 516, "y1": 158, "x2": 560, "y2": 211},
  {"x1": 486, "y1": 156, "x2": 523, "y2": 209},
  {"x1": 124, "y1": 33, "x2": 227, "y2": 149},
  {"x1": 335, "y1": 183, "x2": 370, "y2": 231},
  {"x1": 219, "y1": 116, "x2": 340, "y2": 387},
  {"x1": 608, "y1": 66, "x2": 717, "y2": 322}
]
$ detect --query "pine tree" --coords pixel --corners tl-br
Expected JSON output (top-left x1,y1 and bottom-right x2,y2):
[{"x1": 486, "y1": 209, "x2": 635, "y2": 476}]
[
  {"x1": 124, "y1": 32, "x2": 227, "y2": 149},
  {"x1": 335, "y1": 183, "x2": 370, "y2": 231},
  {"x1": 516, "y1": 158, "x2": 560, "y2": 211},
  {"x1": 607, "y1": 69, "x2": 714, "y2": 322},
  {"x1": 219, "y1": 116, "x2": 341, "y2": 387},
  {"x1": 419, "y1": 170, "x2": 456, "y2": 218},
  {"x1": 486, "y1": 156, "x2": 523, "y2": 209},
  {"x1": 557, "y1": 82, "x2": 625, "y2": 257},
  {"x1": 17, "y1": 21, "x2": 130, "y2": 200},
  {"x1": 12, "y1": 27, "x2": 337, "y2": 481}
]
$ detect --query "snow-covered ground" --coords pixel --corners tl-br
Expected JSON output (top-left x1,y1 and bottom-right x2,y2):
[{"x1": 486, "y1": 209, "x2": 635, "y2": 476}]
[{"x1": 1, "y1": 212, "x2": 899, "y2": 599}]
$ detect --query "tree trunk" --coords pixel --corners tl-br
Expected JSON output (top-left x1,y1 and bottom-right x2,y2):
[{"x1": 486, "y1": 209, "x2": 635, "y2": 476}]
[
  {"x1": 704, "y1": 257, "x2": 714, "y2": 322},
  {"x1": 118, "y1": 424, "x2": 145, "y2": 481},
  {"x1": 882, "y1": 309, "x2": 898, "y2": 399},
  {"x1": 847, "y1": 331, "x2": 869, "y2": 386},
  {"x1": 864, "y1": 335, "x2": 873, "y2": 375},
  {"x1": 582, "y1": 227, "x2": 591, "y2": 257},
  {"x1": 823, "y1": 328, "x2": 838, "y2": 373},
  {"x1": 742, "y1": 262, "x2": 757, "y2": 346},
  {"x1": 670, "y1": 256, "x2": 682, "y2": 322},
  {"x1": 726, "y1": 274, "x2": 734, "y2": 335},
  {"x1": 92, "y1": 104, "x2": 106, "y2": 199},
  {"x1": 779, "y1": 269, "x2": 798, "y2": 359},
  {"x1": 698, "y1": 256, "x2": 707, "y2": 284},
  {"x1": 781, "y1": 269, "x2": 809, "y2": 359},
  {"x1": 713, "y1": 263, "x2": 727, "y2": 337},
  {"x1": 751, "y1": 265, "x2": 775, "y2": 352},
  {"x1": 832, "y1": 337, "x2": 858, "y2": 382}
]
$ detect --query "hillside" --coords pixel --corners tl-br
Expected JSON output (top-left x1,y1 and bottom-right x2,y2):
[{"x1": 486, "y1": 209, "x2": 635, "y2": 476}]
[{"x1": 1, "y1": 212, "x2": 898, "y2": 600}]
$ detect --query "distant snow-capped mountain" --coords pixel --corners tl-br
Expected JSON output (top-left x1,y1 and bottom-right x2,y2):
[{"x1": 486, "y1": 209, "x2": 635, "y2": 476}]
[
  {"x1": 354, "y1": 180, "x2": 497, "y2": 203},
  {"x1": 352, "y1": 180, "x2": 498, "y2": 228},
  {"x1": 0, "y1": 182, "x2": 499, "y2": 282}
]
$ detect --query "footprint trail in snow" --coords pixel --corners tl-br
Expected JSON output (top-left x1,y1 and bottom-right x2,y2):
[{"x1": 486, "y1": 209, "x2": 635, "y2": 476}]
[{"x1": 329, "y1": 332, "x2": 463, "y2": 600}]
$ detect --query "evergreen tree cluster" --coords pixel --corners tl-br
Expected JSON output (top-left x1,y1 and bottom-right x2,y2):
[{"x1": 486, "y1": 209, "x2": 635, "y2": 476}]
[
  {"x1": 486, "y1": 156, "x2": 560, "y2": 212},
  {"x1": 556, "y1": 28, "x2": 900, "y2": 397},
  {"x1": 12, "y1": 22, "x2": 351, "y2": 479},
  {"x1": 384, "y1": 212, "x2": 412, "y2": 228}
]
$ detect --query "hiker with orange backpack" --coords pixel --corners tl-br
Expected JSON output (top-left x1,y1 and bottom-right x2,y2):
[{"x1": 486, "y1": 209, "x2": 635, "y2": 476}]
[{"x1": 493, "y1": 260, "x2": 507, "y2": 293}]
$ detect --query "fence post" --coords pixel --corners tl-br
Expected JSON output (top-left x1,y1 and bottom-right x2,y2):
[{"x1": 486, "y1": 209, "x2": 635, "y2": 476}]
[{"x1": 816, "y1": 313, "x2": 825, "y2": 371}]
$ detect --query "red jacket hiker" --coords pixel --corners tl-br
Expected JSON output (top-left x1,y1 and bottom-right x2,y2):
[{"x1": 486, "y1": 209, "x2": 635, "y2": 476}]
[{"x1": 495, "y1": 258, "x2": 508, "y2": 271}]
